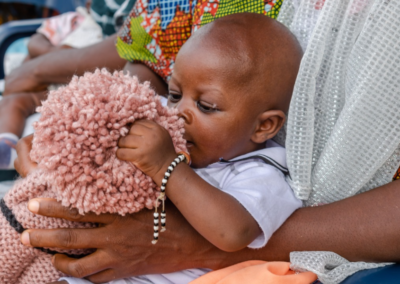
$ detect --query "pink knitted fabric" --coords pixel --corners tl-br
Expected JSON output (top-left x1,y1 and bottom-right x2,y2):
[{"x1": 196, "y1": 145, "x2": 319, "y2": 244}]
[{"x1": 0, "y1": 69, "x2": 186, "y2": 283}]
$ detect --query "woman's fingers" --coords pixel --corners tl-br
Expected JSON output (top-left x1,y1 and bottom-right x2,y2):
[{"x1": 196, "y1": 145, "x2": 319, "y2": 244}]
[
  {"x1": 21, "y1": 227, "x2": 107, "y2": 249},
  {"x1": 53, "y1": 251, "x2": 110, "y2": 279},
  {"x1": 86, "y1": 268, "x2": 117, "y2": 284},
  {"x1": 14, "y1": 134, "x2": 37, "y2": 177},
  {"x1": 27, "y1": 198, "x2": 117, "y2": 224}
]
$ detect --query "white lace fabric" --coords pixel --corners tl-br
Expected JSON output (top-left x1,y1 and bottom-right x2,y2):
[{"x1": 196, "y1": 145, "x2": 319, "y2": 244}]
[{"x1": 277, "y1": 0, "x2": 400, "y2": 282}]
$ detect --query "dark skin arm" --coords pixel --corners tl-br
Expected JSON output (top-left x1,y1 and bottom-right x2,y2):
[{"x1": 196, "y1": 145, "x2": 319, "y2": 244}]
[
  {"x1": 117, "y1": 120, "x2": 261, "y2": 252},
  {"x1": 4, "y1": 34, "x2": 126, "y2": 95},
  {"x1": 23, "y1": 180, "x2": 400, "y2": 283},
  {"x1": 15, "y1": 135, "x2": 400, "y2": 283},
  {"x1": 27, "y1": 33, "x2": 72, "y2": 59},
  {"x1": 123, "y1": 62, "x2": 168, "y2": 97},
  {"x1": 0, "y1": 91, "x2": 47, "y2": 136}
]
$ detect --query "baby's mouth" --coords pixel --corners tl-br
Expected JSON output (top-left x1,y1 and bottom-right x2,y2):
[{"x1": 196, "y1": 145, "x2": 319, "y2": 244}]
[{"x1": 183, "y1": 133, "x2": 194, "y2": 149}]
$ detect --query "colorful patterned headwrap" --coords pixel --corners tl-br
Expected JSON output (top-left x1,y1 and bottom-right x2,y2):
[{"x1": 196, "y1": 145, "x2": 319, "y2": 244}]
[{"x1": 116, "y1": 0, "x2": 283, "y2": 82}]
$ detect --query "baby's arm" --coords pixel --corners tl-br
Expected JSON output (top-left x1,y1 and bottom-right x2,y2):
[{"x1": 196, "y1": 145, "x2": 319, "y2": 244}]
[
  {"x1": 117, "y1": 120, "x2": 261, "y2": 252},
  {"x1": 157, "y1": 160, "x2": 261, "y2": 252}
]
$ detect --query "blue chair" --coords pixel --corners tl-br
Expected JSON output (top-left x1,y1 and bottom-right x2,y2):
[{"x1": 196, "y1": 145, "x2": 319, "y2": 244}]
[
  {"x1": 0, "y1": 18, "x2": 43, "y2": 80},
  {"x1": 0, "y1": 19, "x2": 43, "y2": 181}
]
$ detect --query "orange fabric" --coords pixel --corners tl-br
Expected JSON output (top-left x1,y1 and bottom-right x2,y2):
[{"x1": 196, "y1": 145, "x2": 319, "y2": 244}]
[{"x1": 190, "y1": 261, "x2": 317, "y2": 284}]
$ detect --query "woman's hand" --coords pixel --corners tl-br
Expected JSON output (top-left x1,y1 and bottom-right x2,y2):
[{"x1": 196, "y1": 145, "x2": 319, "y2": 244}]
[
  {"x1": 14, "y1": 134, "x2": 38, "y2": 177},
  {"x1": 20, "y1": 183, "x2": 400, "y2": 283},
  {"x1": 117, "y1": 120, "x2": 177, "y2": 185},
  {"x1": 20, "y1": 198, "x2": 223, "y2": 283},
  {"x1": 3, "y1": 60, "x2": 48, "y2": 96}
]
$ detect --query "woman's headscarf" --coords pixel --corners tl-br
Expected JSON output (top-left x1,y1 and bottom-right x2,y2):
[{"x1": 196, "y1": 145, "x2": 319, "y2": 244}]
[{"x1": 278, "y1": 0, "x2": 400, "y2": 282}]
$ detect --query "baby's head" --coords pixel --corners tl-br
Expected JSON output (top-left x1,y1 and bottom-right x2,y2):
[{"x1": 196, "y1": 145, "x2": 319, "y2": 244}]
[{"x1": 168, "y1": 13, "x2": 302, "y2": 168}]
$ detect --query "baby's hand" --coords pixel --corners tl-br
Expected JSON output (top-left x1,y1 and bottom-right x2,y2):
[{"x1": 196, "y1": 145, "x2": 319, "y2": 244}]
[{"x1": 117, "y1": 120, "x2": 177, "y2": 185}]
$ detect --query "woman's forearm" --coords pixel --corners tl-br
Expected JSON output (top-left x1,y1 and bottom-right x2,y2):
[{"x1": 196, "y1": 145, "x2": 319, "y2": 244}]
[
  {"x1": 218, "y1": 179, "x2": 400, "y2": 266},
  {"x1": 4, "y1": 35, "x2": 126, "y2": 94},
  {"x1": 27, "y1": 33, "x2": 57, "y2": 59},
  {"x1": 33, "y1": 34, "x2": 126, "y2": 84},
  {"x1": 21, "y1": 180, "x2": 400, "y2": 282},
  {"x1": 264, "y1": 179, "x2": 400, "y2": 262},
  {"x1": 123, "y1": 62, "x2": 168, "y2": 96}
]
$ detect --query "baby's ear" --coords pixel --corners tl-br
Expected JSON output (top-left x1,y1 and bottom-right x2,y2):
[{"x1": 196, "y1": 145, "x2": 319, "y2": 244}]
[{"x1": 251, "y1": 110, "x2": 286, "y2": 144}]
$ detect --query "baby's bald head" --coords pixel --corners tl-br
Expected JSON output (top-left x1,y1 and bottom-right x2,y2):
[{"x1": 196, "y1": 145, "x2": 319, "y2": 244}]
[
  {"x1": 169, "y1": 13, "x2": 303, "y2": 164},
  {"x1": 178, "y1": 13, "x2": 302, "y2": 113}
]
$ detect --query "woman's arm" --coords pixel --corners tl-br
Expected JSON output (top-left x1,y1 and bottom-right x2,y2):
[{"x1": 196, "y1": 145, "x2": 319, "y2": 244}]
[
  {"x1": 27, "y1": 33, "x2": 63, "y2": 59},
  {"x1": 123, "y1": 62, "x2": 168, "y2": 97},
  {"x1": 20, "y1": 180, "x2": 400, "y2": 283},
  {"x1": 4, "y1": 34, "x2": 126, "y2": 95},
  {"x1": 15, "y1": 134, "x2": 400, "y2": 283},
  {"x1": 266, "y1": 180, "x2": 400, "y2": 262}
]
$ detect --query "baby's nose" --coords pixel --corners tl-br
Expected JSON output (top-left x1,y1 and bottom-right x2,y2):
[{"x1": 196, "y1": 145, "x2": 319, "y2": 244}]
[{"x1": 177, "y1": 103, "x2": 193, "y2": 124}]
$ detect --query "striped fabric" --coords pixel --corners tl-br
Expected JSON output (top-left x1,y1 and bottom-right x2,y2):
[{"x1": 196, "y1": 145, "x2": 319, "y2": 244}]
[{"x1": 91, "y1": 0, "x2": 137, "y2": 35}]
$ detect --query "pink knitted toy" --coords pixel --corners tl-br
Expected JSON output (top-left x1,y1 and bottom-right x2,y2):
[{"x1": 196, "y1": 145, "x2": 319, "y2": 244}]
[{"x1": 0, "y1": 69, "x2": 187, "y2": 283}]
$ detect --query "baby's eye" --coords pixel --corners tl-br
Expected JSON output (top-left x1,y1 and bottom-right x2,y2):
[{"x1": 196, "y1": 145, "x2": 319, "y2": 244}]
[
  {"x1": 168, "y1": 93, "x2": 182, "y2": 103},
  {"x1": 196, "y1": 101, "x2": 218, "y2": 113}
]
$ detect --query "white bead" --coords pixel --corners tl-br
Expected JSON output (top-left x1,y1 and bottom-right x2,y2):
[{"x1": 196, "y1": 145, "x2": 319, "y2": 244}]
[
  {"x1": 161, "y1": 219, "x2": 166, "y2": 224},
  {"x1": 175, "y1": 158, "x2": 180, "y2": 163},
  {"x1": 153, "y1": 212, "x2": 159, "y2": 218},
  {"x1": 165, "y1": 172, "x2": 170, "y2": 177},
  {"x1": 154, "y1": 226, "x2": 159, "y2": 230},
  {"x1": 171, "y1": 161, "x2": 177, "y2": 167},
  {"x1": 153, "y1": 232, "x2": 159, "y2": 238},
  {"x1": 154, "y1": 219, "x2": 159, "y2": 224},
  {"x1": 179, "y1": 155, "x2": 184, "y2": 161},
  {"x1": 162, "y1": 178, "x2": 167, "y2": 184},
  {"x1": 161, "y1": 213, "x2": 166, "y2": 217},
  {"x1": 152, "y1": 240, "x2": 158, "y2": 244},
  {"x1": 168, "y1": 166, "x2": 173, "y2": 171},
  {"x1": 161, "y1": 186, "x2": 165, "y2": 190}
]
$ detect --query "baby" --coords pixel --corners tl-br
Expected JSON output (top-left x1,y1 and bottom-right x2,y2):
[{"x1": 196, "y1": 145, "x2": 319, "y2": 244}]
[{"x1": 61, "y1": 12, "x2": 303, "y2": 284}]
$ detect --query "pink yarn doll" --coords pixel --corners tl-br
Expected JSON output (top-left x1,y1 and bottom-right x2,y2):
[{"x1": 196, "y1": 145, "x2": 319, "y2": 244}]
[{"x1": 0, "y1": 69, "x2": 187, "y2": 283}]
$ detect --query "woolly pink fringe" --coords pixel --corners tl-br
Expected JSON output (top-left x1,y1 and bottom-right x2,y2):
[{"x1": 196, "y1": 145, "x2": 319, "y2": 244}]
[{"x1": 0, "y1": 69, "x2": 187, "y2": 283}]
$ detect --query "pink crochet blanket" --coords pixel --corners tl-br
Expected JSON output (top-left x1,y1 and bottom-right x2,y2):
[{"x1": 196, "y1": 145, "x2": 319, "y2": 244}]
[{"x1": 0, "y1": 69, "x2": 186, "y2": 283}]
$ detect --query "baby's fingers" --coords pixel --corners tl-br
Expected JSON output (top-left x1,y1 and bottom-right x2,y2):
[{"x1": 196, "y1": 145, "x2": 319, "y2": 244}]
[
  {"x1": 117, "y1": 133, "x2": 142, "y2": 149},
  {"x1": 116, "y1": 148, "x2": 140, "y2": 162}
]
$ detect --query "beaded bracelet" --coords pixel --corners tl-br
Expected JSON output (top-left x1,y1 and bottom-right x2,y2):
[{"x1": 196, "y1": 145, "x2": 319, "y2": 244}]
[{"x1": 152, "y1": 152, "x2": 191, "y2": 244}]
